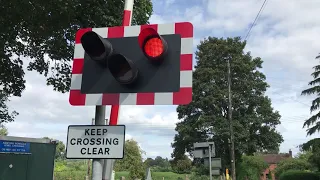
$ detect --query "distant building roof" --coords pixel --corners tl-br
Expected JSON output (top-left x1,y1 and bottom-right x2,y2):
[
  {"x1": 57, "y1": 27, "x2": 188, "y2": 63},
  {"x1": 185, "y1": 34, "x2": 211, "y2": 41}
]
[{"x1": 261, "y1": 153, "x2": 291, "y2": 164}]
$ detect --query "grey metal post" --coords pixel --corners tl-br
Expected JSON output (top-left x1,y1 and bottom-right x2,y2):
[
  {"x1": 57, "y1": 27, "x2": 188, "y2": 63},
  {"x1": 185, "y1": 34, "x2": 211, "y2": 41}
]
[
  {"x1": 103, "y1": 159, "x2": 114, "y2": 180},
  {"x1": 86, "y1": 118, "x2": 95, "y2": 180},
  {"x1": 100, "y1": 1, "x2": 134, "y2": 179},
  {"x1": 227, "y1": 58, "x2": 236, "y2": 179},
  {"x1": 208, "y1": 145, "x2": 212, "y2": 180},
  {"x1": 103, "y1": 118, "x2": 114, "y2": 180},
  {"x1": 91, "y1": 106, "x2": 106, "y2": 180}
]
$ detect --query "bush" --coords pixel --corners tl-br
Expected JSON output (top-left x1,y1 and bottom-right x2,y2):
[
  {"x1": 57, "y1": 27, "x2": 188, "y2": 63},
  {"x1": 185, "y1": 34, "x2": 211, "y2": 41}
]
[
  {"x1": 237, "y1": 156, "x2": 268, "y2": 180},
  {"x1": 151, "y1": 172, "x2": 187, "y2": 180},
  {"x1": 279, "y1": 170, "x2": 320, "y2": 180},
  {"x1": 267, "y1": 171, "x2": 272, "y2": 179},
  {"x1": 54, "y1": 170, "x2": 87, "y2": 180},
  {"x1": 275, "y1": 158, "x2": 312, "y2": 178},
  {"x1": 172, "y1": 158, "x2": 192, "y2": 174},
  {"x1": 189, "y1": 174, "x2": 222, "y2": 180},
  {"x1": 189, "y1": 174, "x2": 210, "y2": 180},
  {"x1": 151, "y1": 165, "x2": 172, "y2": 172},
  {"x1": 193, "y1": 164, "x2": 209, "y2": 176}
]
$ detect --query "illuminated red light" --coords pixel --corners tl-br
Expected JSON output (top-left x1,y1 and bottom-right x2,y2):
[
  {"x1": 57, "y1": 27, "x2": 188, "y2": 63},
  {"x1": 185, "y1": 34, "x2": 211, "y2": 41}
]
[
  {"x1": 143, "y1": 37, "x2": 164, "y2": 58},
  {"x1": 138, "y1": 28, "x2": 167, "y2": 62}
]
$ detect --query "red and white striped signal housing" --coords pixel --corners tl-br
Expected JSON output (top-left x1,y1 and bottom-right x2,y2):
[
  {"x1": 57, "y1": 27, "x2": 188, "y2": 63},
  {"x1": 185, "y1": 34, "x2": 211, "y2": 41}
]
[{"x1": 69, "y1": 22, "x2": 193, "y2": 106}]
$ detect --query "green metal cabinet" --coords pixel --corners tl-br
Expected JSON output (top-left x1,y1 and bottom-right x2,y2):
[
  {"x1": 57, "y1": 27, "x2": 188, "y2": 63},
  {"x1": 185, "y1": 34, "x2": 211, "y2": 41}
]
[
  {"x1": 0, "y1": 154, "x2": 29, "y2": 180},
  {"x1": 0, "y1": 136, "x2": 57, "y2": 180}
]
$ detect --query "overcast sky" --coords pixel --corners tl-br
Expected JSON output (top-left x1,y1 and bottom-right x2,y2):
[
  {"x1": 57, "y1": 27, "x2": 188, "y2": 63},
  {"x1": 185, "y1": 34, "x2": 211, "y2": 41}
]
[{"x1": 5, "y1": 0, "x2": 320, "y2": 159}]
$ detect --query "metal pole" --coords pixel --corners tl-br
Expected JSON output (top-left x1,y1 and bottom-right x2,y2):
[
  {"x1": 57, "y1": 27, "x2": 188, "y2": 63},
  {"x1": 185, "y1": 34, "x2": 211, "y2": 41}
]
[
  {"x1": 91, "y1": 106, "x2": 106, "y2": 180},
  {"x1": 103, "y1": 159, "x2": 114, "y2": 180},
  {"x1": 209, "y1": 145, "x2": 212, "y2": 180},
  {"x1": 103, "y1": 119, "x2": 114, "y2": 180},
  {"x1": 109, "y1": 0, "x2": 134, "y2": 126},
  {"x1": 122, "y1": 0, "x2": 134, "y2": 26},
  {"x1": 102, "y1": 0, "x2": 134, "y2": 179},
  {"x1": 86, "y1": 118, "x2": 95, "y2": 180},
  {"x1": 227, "y1": 58, "x2": 236, "y2": 180}
]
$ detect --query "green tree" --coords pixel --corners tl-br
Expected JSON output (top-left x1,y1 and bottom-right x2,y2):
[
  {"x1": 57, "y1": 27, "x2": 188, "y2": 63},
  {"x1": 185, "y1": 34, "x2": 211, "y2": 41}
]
[
  {"x1": 115, "y1": 139, "x2": 145, "y2": 179},
  {"x1": 144, "y1": 157, "x2": 156, "y2": 167},
  {"x1": 54, "y1": 160, "x2": 68, "y2": 172},
  {"x1": 274, "y1": 158, "x2": 312, "y2": 178},
  {"x1": 296, "y1": 150, "x2": 313, "y2": 162},
  {"x1": 0, "y1": 123, "x2": 8, "y2": 136},
  {"x1": 301, "y1": 53, "x2": 320, "y2": 135},
  {"x1": 256, "y1": 149, "x2": 280, "y2": 154},
  {"x1": 299, "y1": 138, "x2": 320, "y2": 171},
  {"x1": 0, "y1": 94, "x2": 18, "y2": 124},
  {"x1": 1, "y1": 0, "x2": 153, "y2": 94},
  {"x1": 193, "y1": 164, "x2": 210, "y2": 176},
  {"x1": 172, "y1": 37, "x2": 283, "y2": 168},
  {"x1": 43, "y1": 137, "x2": 66, "y2": 159},
  {"x1": 170, "y1": 155, "x2": 192, "y2": 174},
  {"x1": 237, "y1": 156, "x2": 269, "y2": 180},
  {"x1": 145, "y1": 156, "x2": 172, "y2": 172},
  {"x1": 154, "y1": 156, "x2": 166, "y2": 167},
  {"x1": 0, "y1": 0, "x2": 153, "y2": 123},
  {"x1": 55, "y1": 141, "x2": 66, "y2": 160}
]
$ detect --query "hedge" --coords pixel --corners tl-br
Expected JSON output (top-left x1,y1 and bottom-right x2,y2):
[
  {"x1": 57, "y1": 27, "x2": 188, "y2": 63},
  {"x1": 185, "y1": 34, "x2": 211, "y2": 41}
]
[
  {"x1": 54, "y1": 170, "x2": 88, "y2": 180},
  {"x1": 54, "y1": 171, "x2": 189, "y2": 180},
  {"x1": 279, "y1": 170, "x2": 320, "y2": 180}
]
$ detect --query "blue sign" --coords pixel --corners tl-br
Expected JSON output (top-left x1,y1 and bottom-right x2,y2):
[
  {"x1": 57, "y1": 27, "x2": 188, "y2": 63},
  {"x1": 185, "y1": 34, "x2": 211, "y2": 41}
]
[{"x1": 0, "y1": 140, "x2": 31, "y2": 153}]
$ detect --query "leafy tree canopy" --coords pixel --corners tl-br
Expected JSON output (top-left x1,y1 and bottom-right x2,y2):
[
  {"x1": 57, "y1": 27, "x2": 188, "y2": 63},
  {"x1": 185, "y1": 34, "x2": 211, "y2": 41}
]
[
  {"x1": 237, "y1": 155, "x2": 269, "y2": 180},
  {"x1": 144, "y1": 156, "x2": 171, "y2": 172},
  {"x1": 301, "y1": 53, "x2": 320, "y2": 135},
  {"x1": 296, "y1": 150, "x2": 313, "y2": 162},
  {"x1": 0, "y1": 0, "x2": 153, "y2": 122},
  {"x1": 274, "y1": 158, "x2": 312, "y2": 178},
  {"x1": 144, "y1": 157, "x2": 156, "y2": 167},
  {"x1": 0, "y1": 123, "x2": 9, "y2": 136},
  {"x1": 171, "y1": 37, "x2": 283, "y2": 168},
  {"x1": 299, "y1": 138, "x2": 320, "y2": 171},
  {"x1": 114, "y1": 139, "x2": 145, "y2": 179},
  {"x1": 170, "y1": 154, "x2": 192, "y2": 174},
  {"x1": 144, "y1": 156, "x2": 169, "y2": 167},
  {"x1": 43, "y1": 137, "x2": 66, "y2": 159},
  {"x1": 0, "y1": 94, "x2": 18, "y2": 124}
]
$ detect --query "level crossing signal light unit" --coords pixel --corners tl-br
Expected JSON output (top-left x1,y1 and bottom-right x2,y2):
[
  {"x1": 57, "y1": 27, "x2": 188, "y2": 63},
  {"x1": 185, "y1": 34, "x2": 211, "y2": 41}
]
[{"x1": 69, "y1": 22, "x2": 194, "y2": 106}]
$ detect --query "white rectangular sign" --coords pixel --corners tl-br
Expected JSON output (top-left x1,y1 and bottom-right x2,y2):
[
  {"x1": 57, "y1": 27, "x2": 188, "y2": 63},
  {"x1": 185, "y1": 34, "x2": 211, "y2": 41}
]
[
  {"x1": 66, "y1": 125, "x2": 125, "y2": 159},
  {"x1": 194, "y1": 142, "x2": 214, "y2": 148}
]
